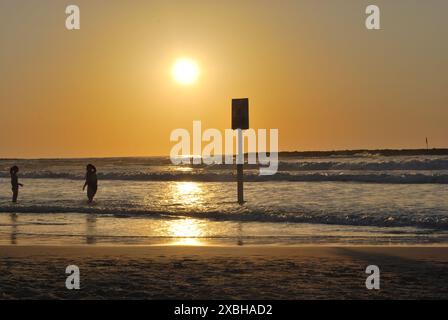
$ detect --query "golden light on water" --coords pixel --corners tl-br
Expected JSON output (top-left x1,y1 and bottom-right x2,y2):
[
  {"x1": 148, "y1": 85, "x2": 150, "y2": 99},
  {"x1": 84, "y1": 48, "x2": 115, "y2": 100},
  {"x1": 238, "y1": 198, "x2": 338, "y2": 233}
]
[
  {"x1": 173, "y1": 182, "x2": 203, "y2": 206},
  {"x1": 168, "y1": 218, "x2": 204, "y2": 246},
  {"x1": 176, "y1": 181, "x2": 200, "y2": 194},
  {"x1": 164, "y1": 182, "x2": 206, "y2": 245}
]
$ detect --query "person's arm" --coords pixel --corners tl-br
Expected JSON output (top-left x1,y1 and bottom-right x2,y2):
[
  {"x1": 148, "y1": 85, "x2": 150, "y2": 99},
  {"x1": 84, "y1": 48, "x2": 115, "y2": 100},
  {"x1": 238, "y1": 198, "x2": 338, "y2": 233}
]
[
  {"x1": 18, "y1": 183, "x2": 23, "y2": 187},
  {"x1": 83, "y1": 180, "x2": 88, "y2": 191}
]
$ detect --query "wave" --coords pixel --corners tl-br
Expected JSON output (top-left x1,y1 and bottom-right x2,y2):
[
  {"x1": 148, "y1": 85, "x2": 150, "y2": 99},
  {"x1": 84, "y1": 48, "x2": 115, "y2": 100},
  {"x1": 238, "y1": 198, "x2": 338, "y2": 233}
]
[
  {"x1": 0, "y1": 171, "x2": 447, "y2": 183},
  {"x1": 1, "y1": 205, "x2": 448, "y2": 230},
  {"x1": 279, "y1": 149, "x2": 448, "y2": 157},
  {"x1": 1, "y1": 156, "x2": 447, "y2": 183},
  {"x1": 278, "y1": 159, "x2": 448, "y2": 171}
]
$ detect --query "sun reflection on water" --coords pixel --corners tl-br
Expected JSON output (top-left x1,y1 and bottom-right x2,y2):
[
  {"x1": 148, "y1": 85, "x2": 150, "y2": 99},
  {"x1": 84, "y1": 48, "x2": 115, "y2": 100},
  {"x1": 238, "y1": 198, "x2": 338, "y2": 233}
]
[
  {"x1": 173, "y1": 182, "x2": 203, "y2": 206},
  {"x1": 176, "y1": 181, "x2": 200, "y2": 194},
  {"x1": 146, "y1": 182, "x2": 210, "y2": 245},
  {"x1": 167, "y1": 218, "x2": 204, "y2": 246}
]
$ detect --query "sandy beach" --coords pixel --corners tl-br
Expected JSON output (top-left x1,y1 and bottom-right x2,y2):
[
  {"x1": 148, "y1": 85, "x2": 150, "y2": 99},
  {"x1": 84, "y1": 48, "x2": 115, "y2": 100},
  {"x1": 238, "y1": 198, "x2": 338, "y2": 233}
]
[{"x1": 1, "y1": 245, "x2": 448, "y2": 300}]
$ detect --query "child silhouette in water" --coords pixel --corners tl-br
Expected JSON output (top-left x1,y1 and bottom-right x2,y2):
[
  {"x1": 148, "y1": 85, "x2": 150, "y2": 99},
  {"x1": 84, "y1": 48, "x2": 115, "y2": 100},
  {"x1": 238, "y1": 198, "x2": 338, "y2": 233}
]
[
  {"x1": 83, "y1": 164, "x2": 98, "y2": 203},
  {"x1": 10, "y1": 166, "x2": 23, "y2": 203}
]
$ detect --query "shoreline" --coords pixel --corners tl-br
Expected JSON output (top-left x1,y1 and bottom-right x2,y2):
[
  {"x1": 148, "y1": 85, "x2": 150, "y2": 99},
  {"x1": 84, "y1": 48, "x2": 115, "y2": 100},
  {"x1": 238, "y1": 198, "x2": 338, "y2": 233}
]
[
  {"x1": 3, "y1": 243, "x2": 448, "y2": 248},
  {"x1": 2, "y1": 244, "x2": 448, "y2": 257}
]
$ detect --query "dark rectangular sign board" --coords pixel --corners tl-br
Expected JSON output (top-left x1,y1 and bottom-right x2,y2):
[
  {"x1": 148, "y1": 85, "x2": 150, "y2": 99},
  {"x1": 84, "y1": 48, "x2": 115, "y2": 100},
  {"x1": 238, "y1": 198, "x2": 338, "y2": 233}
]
[{"x1": 232, "y1": 98, "x2": 249, "y2": 130}]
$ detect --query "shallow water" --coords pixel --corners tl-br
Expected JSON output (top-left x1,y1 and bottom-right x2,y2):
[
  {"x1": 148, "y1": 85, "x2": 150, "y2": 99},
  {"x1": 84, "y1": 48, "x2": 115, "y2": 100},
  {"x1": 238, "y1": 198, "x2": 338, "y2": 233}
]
[{"x1": 0, "y1": 153, "x2": 447, "y2": 245}]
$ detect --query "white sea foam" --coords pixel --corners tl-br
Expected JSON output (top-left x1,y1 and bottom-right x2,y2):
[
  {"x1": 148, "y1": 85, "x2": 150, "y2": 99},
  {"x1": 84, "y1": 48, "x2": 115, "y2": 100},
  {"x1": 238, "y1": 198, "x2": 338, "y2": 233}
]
[{"x1": 1, "y1": 155, "x2": 448, "y2": 183}]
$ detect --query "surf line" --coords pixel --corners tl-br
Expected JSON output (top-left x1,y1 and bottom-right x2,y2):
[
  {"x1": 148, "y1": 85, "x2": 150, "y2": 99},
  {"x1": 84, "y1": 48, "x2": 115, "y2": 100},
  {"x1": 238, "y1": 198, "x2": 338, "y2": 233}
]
[{"x1": 170, "y1": 120, "x2": 279, "y2": 175}]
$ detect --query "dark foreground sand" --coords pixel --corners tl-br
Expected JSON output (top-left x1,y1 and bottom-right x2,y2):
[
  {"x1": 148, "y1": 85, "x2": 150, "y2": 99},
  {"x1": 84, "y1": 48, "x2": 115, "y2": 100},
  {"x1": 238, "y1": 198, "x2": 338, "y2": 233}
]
[{"x1": 1, "y1": 246, "x2": 448, "y2": 299}]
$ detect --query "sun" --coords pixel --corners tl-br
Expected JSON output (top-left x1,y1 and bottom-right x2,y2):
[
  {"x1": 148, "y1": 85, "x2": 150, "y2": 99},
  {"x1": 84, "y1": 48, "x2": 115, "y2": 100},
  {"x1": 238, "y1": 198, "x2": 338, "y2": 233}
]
[{"x1": 172, "y1": 58, "x2": 199, "y2": 85}]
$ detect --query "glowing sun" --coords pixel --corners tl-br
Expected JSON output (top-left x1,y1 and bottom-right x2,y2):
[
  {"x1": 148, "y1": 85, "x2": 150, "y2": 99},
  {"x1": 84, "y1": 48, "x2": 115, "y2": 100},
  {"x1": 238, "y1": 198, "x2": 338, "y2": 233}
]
[{"x1": 172, "y1": 58, "x2": 199, "y2": 85}]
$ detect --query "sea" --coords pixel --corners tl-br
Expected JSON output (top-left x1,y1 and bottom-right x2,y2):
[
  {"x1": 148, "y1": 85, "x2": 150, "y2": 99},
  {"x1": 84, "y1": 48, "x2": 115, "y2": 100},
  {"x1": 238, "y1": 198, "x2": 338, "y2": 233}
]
[{"x1": 1, "y1": 150, "x2": 448, "y2": 246}]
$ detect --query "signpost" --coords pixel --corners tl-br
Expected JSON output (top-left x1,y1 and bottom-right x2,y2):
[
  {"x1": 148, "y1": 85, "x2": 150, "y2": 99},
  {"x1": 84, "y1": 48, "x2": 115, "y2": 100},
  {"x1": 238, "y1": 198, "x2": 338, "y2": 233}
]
[{"x1": 232, "y1": 98, "x2": 249, "y2": 205}]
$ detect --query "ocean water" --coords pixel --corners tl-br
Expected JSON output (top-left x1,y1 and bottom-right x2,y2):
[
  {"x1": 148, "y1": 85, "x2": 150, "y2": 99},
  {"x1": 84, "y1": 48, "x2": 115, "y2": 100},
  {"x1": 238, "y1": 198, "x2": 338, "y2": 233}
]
[{"x1": 1, "y1": 151, "x2": 448, "y2": 246}]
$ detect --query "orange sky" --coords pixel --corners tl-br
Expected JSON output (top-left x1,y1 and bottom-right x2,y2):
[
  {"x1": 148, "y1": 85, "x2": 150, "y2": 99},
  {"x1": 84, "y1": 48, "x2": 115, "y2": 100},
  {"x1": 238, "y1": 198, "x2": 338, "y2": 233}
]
[{"x1": 1, "y1": 0, "x2": 447, "y2": 158}]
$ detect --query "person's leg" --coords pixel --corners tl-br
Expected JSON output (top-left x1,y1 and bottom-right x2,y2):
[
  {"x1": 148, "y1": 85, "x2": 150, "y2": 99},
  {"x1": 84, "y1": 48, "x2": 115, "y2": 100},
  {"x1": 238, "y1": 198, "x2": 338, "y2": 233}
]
[
  {"x1": 12, "y1": 188, "x2": 18, "y2": 203},
  {"x1": 87, "y1": 187, "x2": 93, "y2": 202},
  {"x1": 92, "y1": 186, "x2": 97, "y2": 200},
  {"x1": 87, "y1": 186, "x2": 96, "y2": 203}
]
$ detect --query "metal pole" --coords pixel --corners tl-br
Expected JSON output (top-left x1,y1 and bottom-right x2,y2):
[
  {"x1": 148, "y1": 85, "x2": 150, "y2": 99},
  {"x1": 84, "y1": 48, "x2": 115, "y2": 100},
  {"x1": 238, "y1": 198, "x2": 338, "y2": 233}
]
[{"x1": 237, "y1": 128, "x2": 244, "y2": 205}]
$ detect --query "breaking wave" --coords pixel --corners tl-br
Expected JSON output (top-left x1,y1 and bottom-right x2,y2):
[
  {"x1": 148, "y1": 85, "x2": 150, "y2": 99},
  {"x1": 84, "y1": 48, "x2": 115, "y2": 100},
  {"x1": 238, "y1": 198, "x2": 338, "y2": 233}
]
[
  {"x1": 2, "y1": 204, "x2": 448, "y2": 230},
  {"x1": 0, "y1": 171, "x2": 447, "y2": 184},
  {"x1": 1, "y1": 155, "x2": 447, "y2": 184}
]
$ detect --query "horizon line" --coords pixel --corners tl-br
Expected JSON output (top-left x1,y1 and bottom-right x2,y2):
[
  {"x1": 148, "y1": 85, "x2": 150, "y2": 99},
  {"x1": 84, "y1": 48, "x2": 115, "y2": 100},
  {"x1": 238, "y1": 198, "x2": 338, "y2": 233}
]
[{"x1": 1, "y1": 147, "x2": 448, "y2": 160}]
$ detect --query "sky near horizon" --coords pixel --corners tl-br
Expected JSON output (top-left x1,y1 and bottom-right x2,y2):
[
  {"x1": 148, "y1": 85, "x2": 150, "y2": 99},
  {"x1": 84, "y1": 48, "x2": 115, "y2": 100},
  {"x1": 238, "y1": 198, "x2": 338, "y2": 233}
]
[{"x1": 1, "y1": 0, "x2": 447, "y2": 158}]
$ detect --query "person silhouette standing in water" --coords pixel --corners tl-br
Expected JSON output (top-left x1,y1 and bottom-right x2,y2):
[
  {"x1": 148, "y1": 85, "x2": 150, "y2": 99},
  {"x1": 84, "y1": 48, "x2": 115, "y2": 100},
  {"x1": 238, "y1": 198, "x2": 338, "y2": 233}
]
[
  {"x1": 83, "y1": 164, "x2": 98, "y2": 203},
  {"x1": 10, "y1": 166, "x2": 23, "y2": 203}
]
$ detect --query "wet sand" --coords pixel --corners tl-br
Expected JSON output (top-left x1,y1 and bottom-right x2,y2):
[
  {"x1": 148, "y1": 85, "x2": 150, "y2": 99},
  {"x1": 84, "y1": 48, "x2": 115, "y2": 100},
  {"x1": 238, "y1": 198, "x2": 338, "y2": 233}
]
[{"x1": 1, "y1": 246, "x2": 448, "y2": 299}]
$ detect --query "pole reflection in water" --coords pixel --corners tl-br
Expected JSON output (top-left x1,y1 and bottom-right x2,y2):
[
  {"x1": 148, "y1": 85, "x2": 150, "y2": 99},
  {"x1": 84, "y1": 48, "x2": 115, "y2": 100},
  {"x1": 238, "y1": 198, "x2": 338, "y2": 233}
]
[{"x1": 237, "y1": 222, "x2": 244, "y2": 246}]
